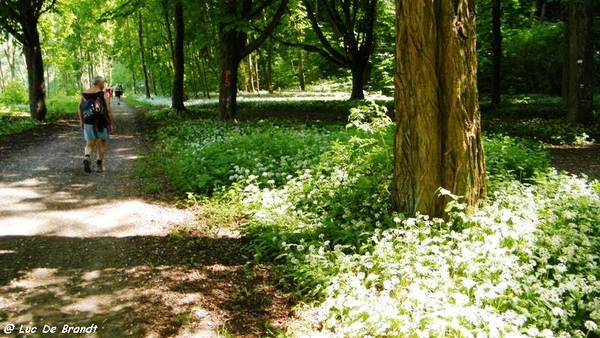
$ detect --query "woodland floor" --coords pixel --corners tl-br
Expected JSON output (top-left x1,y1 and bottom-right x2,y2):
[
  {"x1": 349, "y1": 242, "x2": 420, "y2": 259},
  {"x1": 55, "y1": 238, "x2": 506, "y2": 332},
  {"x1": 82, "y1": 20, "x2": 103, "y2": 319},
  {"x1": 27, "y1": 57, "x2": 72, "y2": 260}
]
[
  {"x1": 0, "y1": 102, "x2": 291, "y2": 338},
  {"x1": 0, "y1": 103, "x2": 599, "y2": 338}
]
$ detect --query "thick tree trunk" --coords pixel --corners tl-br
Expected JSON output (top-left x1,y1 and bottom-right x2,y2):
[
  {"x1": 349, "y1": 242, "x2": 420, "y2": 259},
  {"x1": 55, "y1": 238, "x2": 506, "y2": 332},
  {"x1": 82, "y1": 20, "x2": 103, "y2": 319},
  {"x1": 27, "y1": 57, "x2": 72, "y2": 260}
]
[
  {"x1": 23, "y1": 28, "x2": 47, "y2": 121},
  {"x1": 565, "y1": 0, "x2": 594, "y2": 124},
  {"x1": 138, "y1": 12, "x2": 151, "y2": 99},
  {"x1": 392, "y1": 0, "x2": 486, "y2": 218},
  {"x1": 171, "y1": 1, "x2": 185, "y2": 111},
  {"x1": 350, "y1": 60, "x2": 367, "y2": 100},
  {"x1": 491, "y1": 0, "x2": 502, "y2": 106}
]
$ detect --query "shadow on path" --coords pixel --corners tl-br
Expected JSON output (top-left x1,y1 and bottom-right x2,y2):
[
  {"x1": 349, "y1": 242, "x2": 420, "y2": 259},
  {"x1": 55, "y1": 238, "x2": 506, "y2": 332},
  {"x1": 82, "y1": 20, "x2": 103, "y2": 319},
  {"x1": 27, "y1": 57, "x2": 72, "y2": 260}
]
[{"x1": 0, "y1": 102, "x2": 291, "y2": 337}]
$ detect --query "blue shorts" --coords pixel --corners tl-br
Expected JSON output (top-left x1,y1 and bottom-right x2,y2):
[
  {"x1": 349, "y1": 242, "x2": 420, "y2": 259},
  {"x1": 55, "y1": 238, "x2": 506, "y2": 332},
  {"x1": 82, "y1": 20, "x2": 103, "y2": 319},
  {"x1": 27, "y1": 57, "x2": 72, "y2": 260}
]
[{"x1": 83, "y1": 124, "x2": 109, "y2": 141}]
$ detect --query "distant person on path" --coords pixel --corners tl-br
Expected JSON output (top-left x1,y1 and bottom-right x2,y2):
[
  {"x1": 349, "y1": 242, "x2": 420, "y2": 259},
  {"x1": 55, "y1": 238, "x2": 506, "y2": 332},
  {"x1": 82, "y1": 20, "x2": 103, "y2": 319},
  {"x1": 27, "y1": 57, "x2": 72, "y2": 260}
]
[
  {"x1": 106, "y1": 85, "x2": 113, "y2": 99},
  {"x1": 114, "y1": 84, "x2": 124, "y2": 105},
  {"x1": 78, "y1": 76, "x2": 113, "y2": 173}
]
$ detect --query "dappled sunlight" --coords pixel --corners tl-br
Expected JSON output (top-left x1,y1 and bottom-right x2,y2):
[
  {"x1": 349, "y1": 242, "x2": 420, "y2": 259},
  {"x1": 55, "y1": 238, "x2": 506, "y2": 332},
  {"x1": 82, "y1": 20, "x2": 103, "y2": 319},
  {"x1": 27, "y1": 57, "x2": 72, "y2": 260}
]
[
  {"x1": 0, "y1": 101, "x2": 293, "y2": 336},
  {"x1": 0, "y1": 234, "x2": 284, "y2": 337},
  {"x1": 9, "y1": 268, "x2": 68, "y2": 289},
  {"x1": 136, "y1": 90, "x2": 393, "y2": 107},
  {"x1": 0, "y1": 198, "x2": 191, "y2": 237}
]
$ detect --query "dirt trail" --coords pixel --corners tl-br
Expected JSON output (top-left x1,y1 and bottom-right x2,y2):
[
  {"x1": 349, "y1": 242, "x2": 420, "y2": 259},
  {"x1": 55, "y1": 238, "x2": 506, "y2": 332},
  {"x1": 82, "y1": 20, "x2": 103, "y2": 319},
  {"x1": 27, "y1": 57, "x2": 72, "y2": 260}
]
[{"x1": 0, "y1": 102, "x2": 289, "y2": 337}]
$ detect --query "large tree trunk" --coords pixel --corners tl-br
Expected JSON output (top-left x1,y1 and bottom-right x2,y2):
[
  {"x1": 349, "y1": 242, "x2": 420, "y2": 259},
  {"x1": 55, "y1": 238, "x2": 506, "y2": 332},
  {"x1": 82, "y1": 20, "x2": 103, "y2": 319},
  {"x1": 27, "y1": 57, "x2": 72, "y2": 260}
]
[
  {"x1": 138, "y1": 12, "x2": 151, "y2": 99},
  {"x1": 392, "y1": 0, "x2": 486, "y2": 218},
  {"x1": 22, "y1": 26, "x2": 47, "y2": 121},
  {"x1": 171, "y1": 1, "x2": 185, "y2": 111},
  {"x1": 565, "y1": 0, "x2": 594, "y2": 124},
  {"x1": 491, "y1": 0, "x2": 502, "y2": 106}
]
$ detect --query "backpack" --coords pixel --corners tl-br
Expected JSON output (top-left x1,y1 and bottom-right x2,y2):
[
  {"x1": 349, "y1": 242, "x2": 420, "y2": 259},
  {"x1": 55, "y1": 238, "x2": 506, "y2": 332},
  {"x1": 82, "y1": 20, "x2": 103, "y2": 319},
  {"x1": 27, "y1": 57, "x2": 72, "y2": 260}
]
[{"x1": 80, "y1": 92, "x2": 108, "y2": 128}]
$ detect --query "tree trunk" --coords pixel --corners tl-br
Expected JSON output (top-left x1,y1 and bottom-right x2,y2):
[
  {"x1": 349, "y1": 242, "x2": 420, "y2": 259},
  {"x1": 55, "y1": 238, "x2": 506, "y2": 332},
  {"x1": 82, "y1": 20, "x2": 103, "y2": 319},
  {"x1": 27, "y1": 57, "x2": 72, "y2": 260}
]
[
  {"x1": 219, "y1": 28, "x2": 242, "y2": 121},
  {"x1": 4, "y1": 36, "x2": 17, "y2": 81},
  {"x1": 171, "y1": 1, "x2": 185, "y2": 111},
  {"x1": 162, "y1": 0, "x2": 175, "y2": 60},
  {"x1": 298, "y1": 48, "x2": 306, "y2": 91},
  {"x1": 138, "y1": 12, "x2": 151, "y2": 99},
  {"x1": 22, "y1": 25, "x2": 47, "y2": 121},
  {"x1": 565, "y1": 0, "x2": 594, "y2": 124},
  {"x1": 199, "y1": 51, "x2": 211, "y2": 98},
  {"x1": 562, "y1": 14, "x2": 569, "y2": 106},
  {"x1": 392, "y1": 0, "x2": 486, "y2": 218},
  {"x1": 350, "y1": 60, "x2": 367, "y2": 100},
  {"x1": 491, "y1": 0, "x2": 502, "y2": 106},
  {"x1": 0, "y1": 57, "x2": 5, "y2": 91},
  {"x1": 266, "y1": 37, "x2": 275, "y2": 93}
]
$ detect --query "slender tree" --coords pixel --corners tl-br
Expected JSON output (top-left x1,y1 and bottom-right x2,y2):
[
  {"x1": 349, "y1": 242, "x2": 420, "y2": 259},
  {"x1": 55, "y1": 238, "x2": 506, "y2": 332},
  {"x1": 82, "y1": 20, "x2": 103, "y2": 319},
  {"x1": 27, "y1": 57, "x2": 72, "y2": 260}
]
[
  {"x1": 491, "y1": 0, "x2": 501, "y2": 106},
  {"x1": 0, "y1": 0, "x2": 57, "y2": 121},
  {"x1": 392, "y1": 0, "x2": 486, "y2": 217},
  {"x1": 137, "y1": 11, "x2": 151, "y2": 99},
  {"x1": 171, "y1": 0, "x2": 185, "y2": 110}
]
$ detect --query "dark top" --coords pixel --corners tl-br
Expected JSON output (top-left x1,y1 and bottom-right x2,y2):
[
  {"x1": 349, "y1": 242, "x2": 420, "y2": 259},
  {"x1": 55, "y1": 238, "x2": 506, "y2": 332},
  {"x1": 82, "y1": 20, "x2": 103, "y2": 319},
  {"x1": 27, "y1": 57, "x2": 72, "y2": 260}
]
[
  {"x1": 81, "y1": 91, "x2": 109, "y2": 128},
  {"x1": 82, "y1": 91, "x2": 107, "y2": 109}
]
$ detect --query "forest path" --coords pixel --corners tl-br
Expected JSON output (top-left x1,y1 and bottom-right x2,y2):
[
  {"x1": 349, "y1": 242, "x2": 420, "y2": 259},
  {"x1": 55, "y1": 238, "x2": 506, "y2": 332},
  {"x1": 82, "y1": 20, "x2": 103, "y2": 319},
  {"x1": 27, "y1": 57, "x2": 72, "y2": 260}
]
[{"x1": 0, "y1": 101, "x2": 289, "y2": 337}]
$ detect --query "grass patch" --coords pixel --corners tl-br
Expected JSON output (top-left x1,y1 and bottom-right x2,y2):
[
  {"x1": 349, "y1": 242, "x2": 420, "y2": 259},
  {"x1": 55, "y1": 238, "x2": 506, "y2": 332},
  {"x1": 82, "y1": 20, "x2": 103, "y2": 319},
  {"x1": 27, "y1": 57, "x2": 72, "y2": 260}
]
[
  {"x1": 0, "y1": 95, "x2": 79, "y2": 136},
  {"x1": 0, "y1": 113, "x2": 37, "y2": 136}
]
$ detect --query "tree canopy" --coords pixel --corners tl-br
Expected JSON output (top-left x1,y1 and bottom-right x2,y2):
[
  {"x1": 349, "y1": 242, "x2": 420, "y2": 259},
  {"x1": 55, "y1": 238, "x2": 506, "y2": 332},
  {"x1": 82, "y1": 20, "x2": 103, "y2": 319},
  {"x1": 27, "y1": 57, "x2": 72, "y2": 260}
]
[{"x1": 0, "y1": 0, "x2": 597, "y2": 117}]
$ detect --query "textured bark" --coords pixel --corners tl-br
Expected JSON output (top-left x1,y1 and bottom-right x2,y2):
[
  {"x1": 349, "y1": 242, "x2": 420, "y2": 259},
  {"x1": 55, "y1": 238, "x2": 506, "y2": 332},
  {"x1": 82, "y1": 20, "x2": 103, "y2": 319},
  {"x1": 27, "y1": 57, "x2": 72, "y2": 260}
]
[
  {"x1": 392, "y1": 0, "x2": 486, "y2": 218},
  {"x1": 171, "y1": 1, "x2": 185, "y2": 111},
  {"x1": 565, "y1": 0, "x2": 594, "y2": 124},
  {"x1": 219, "y1": 28, "x2": 242, "y2": 121},
  {"x1": 23, "y1": 29, "x2": 47, "y2": 121}
]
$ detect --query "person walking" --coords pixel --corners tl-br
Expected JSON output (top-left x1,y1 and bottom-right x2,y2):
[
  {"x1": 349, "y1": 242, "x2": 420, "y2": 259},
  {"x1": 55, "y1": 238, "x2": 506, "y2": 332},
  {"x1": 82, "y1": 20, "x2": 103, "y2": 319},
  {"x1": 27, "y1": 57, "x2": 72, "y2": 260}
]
[
  {"x1": 114, "y1": 83, "x2": 123, "y2": 105},
  {"x1": 78, "y1": 76, "x2": 113, "y2": 173}
]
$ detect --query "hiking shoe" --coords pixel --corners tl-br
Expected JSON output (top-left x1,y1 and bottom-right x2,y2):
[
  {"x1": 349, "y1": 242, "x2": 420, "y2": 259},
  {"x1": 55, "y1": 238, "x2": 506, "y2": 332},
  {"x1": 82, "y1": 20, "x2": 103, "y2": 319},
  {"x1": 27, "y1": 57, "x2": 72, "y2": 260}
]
[
  {"x1": 83, "y1": 157, "x2": 91, "y2": 173},
  {"x1": 96, "y1": 163, "x2": 104, "y2": 173}
]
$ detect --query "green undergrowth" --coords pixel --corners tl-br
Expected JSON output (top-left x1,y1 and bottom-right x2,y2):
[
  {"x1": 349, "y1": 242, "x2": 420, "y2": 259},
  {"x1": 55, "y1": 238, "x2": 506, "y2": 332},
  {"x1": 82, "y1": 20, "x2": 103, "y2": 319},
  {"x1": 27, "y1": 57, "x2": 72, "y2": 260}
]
[
  {"x1": 0, "y1": 95, "x2": 81, "y2": 136},
  {"x1": 136, "y1": 101, "x2": 600, "y2": 337}
]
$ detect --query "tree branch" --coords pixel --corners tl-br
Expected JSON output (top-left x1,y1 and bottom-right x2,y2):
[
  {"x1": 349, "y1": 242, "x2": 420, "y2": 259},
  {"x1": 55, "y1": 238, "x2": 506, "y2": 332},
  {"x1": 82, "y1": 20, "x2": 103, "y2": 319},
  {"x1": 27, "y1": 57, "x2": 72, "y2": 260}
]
[
  {"x1": 302, "y1": 0, "x2": 347, "y2": 65},
  {"x1": 270, "y1": 34, "x2": 347, "y2": 68},
  {"x1": 241, "y1": 0, "x2": 289, "y2": 59}
]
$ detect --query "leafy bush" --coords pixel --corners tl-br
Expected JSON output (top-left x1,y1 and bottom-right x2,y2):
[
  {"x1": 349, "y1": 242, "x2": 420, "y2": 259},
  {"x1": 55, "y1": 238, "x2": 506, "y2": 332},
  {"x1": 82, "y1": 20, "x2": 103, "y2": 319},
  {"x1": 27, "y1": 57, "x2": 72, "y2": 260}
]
[
  {"x1": 0, "y1": 81, "x2": 28, "y2": 105},
  {"x1": 46, "y1": 95, "x2": 79, "y2": 114},
  {"x1": 0, "y1": 114, "x2": 37, "y2": 136},
  {"x1": 137, "y1": 117, "x2": 346, "y2": 196},
  {"x1": 484, "y1": 134, "x2": 550, "y2": 181}
]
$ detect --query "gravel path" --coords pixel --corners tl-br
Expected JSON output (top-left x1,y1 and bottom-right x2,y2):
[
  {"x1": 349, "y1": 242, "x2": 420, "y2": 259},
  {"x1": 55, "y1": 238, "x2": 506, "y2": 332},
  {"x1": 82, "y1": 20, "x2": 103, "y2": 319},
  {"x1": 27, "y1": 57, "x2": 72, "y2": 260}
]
[
  {"x1": 0, "y1": 102, "x2": 290, "y2": 337},
  {"x1": 0, "y1": 102, "x2": 192, "y2": 237}
]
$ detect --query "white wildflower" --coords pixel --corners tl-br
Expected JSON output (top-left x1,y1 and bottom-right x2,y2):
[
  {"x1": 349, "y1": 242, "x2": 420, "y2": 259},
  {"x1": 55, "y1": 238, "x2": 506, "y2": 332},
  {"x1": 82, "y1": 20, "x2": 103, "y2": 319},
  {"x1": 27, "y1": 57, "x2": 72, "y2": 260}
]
[{"x1": 585, "y1": 320, "x2": 598, "y2": 331}]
